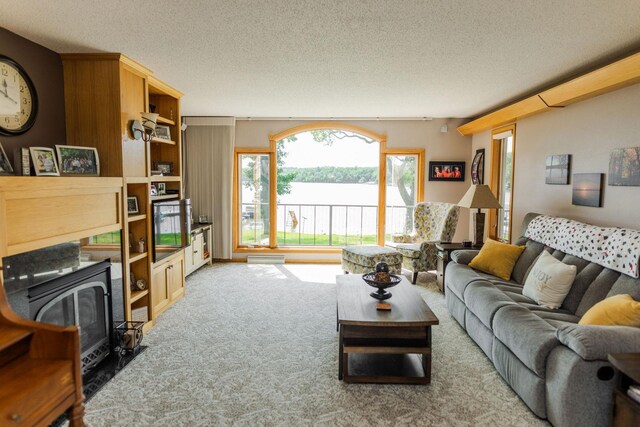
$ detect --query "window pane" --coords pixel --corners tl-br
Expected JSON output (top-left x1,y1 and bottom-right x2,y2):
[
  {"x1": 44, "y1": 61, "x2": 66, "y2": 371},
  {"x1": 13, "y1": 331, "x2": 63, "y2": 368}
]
[
  {"x1": 240, "y1": 154, "x2": 270, "y2": 246},
  {"x1": 385, "y1": 155, "x2": 418, "y2": 241},
  {"x1": 497, "y1": 137, "x2": 513, "y2": 241}
]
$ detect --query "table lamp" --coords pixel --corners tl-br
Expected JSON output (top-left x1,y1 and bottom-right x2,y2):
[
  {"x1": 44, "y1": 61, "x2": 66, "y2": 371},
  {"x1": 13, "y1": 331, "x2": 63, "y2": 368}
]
[{"x1": 457, "y1": 184, "x2": 502, "y2": 247}]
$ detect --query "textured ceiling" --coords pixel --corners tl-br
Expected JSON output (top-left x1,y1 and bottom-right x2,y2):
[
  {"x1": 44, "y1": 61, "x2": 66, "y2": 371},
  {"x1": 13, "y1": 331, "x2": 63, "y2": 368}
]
[{"x1": 1, "y1": 1, "x2": 639, "y2": 118}]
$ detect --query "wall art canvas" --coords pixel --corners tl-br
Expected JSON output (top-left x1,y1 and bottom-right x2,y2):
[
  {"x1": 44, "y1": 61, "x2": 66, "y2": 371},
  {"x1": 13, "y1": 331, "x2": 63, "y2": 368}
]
[
  {"x1": 608, "y1": 146, "x2": 640, "y2": 186},
  {"x1": 428, "y1": 161, "x2": 465, "y2": 181},
  {"x1": 545, "y1": 154, "x2": 571, "y2": 185},
  {"x1": 572, "y1": 173, "x2": 604, "y2": 207},
  {"x1": 471, "y1": 149, "x2": 485, "y2": 184}
]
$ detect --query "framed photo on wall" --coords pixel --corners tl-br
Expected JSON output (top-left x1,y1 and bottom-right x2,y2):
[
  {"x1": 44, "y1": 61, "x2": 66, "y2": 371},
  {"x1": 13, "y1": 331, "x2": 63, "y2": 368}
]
[
  {"x1": 471, "y1": 149, "x2": 484, "y2": 184},
  {"x1": 30, "y1": 147, "x2": 60, "y2": 176},
  {"x1": 428, "y1": 161, "x2": 465, "y2": 181}
]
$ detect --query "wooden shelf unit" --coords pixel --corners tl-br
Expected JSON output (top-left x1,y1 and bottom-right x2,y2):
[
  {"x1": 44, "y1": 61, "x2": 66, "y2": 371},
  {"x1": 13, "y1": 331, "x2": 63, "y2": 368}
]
[{"x1": 62, "y1": 53, "x2": 185, "y2": 330}]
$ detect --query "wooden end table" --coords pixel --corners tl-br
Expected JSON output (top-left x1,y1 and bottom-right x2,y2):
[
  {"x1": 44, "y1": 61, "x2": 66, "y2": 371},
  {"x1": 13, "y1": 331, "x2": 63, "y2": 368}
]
[
  {"x1": 608, "y1": 353, "x2": 640, "y2": 426},
  {"x1": 336, "y1": 274, "x2": 439, "y2": 384},
  {"x1": 435, "y1": 243, "x2": 469, "y2": 294}
]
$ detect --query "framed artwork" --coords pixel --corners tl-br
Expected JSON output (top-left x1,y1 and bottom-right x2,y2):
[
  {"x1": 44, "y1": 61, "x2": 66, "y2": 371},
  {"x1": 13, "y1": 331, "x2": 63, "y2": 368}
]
[
  {"x1": 153, "y1": 161, "x2": 173, "y2": 175},
  {"x1": 150, "y1": 185, "x2": 158, "y2": 196},
  {"x1": 471, "y1": 149, "x2": 484, "y2": 184},
  {"x1": 127, "y1": 196, "x2": 139, "y2": 214},
  {"x1": 608, "y1": 146, "x2": 640, "y2": 186},
  {"x1": 55, "y1": 145, "x2": 100, "y2": 176},
  {"x1": 154, "y1": 125, "x2": 171, "y2": 141},
  {"x1": 29, "y1": 147, "x2": 60, "y2": 176},
  {"x1": 545, "y1": 154, "x2": 571, "y2": 185},
  {"x1": 428, "y1": 161, "x2": 465, "y2": 181},
  {"x1": 157, "y1": 182, "x2": 167, "y2": 195},
  {"x1": 0, "y1": 142, "x2": 14, "y2": 175},
  {"x1": 572, "y1": 173, "x2": 604, "y2": 207}
]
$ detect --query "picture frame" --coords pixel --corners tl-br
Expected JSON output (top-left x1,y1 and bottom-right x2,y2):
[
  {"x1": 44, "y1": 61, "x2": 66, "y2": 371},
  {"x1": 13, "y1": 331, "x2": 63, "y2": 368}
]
[
  {"x1": 471, "y1": 149, "x2": 484, "y2": 185},
  {"x1": 29, "y1": 147, "x2": 60, "y2": 176},
  {"x1": 0, "y1": 142, "x2": 14, "y2": 175},
  {"x1": 572, "y1": 173, "x2": 604, "y2": 207},
  {"x1": 545, "y1": 154, "x2": 571, "y2": 185},
  {"x1": 154, "y1": 125, "x2": 171, "y2": 141},
  {"x1": 157, "y1": 182, "x2": 167, "y2": 195},
  {"x1": 150, "y1": 184, "x2": 158, "y2": 196},
  {"x1": 20, "y1": 147, "x2": 31, "y2": 176},
  {"x1": 428, "y1": 161, "x2": 465, "y2": 181},
  {"x1": 153, "y1": 161, "x2": 173, "y2": 175},
  {"x1": 55, "y1": 145, "x2": 100, "y2": 176},
  {"x1": 608, "y1": 146, "x2": 640, "y2": 186},
  {"x1": 127, "y1": 196, "x2": 139, "y2": 214}
]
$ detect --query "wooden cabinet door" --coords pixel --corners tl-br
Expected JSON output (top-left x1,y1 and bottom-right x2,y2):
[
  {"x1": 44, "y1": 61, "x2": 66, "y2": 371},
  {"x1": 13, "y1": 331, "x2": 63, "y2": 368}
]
[
  {"x1": 151, "y1": 264, "x2": 170, "y2": 316},
  {"x1": 168, "y1": 254, "x2": 185, "y2": 301}
]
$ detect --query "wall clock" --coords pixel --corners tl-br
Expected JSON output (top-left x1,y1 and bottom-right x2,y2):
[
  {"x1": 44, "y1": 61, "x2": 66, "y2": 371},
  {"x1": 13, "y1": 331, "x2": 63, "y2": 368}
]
[{"x1": 0, "y1": 55, "x2": 38, "y2": 136}]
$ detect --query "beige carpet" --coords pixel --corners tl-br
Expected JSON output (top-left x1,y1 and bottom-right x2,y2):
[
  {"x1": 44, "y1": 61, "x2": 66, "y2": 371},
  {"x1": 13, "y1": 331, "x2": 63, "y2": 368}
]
[{"x1": 83, "y1": 263, "x2": 547, "y2": 426}]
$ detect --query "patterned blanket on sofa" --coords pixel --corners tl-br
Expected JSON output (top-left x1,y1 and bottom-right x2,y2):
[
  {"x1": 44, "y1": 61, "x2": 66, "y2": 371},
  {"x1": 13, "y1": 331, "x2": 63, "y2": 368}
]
[{"x1": 525, "y1": 215, "x2": 640, "y2": 278}]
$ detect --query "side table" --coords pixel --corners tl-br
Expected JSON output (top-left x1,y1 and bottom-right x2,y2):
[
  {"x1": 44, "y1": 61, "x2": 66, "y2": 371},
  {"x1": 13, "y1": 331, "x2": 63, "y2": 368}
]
[
  {"x1": 435, "y1": 243, "x2": 468, "y2": 293},
  {"x1": 608, "y1": 353, "x2": 640, "y2": 426}
]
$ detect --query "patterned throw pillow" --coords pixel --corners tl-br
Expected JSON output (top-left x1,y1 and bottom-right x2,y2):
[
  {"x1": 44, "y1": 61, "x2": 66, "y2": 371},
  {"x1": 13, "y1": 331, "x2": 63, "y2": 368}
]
[{"x1": 523, "y1": 251, "x2": 577, "y2": 309}]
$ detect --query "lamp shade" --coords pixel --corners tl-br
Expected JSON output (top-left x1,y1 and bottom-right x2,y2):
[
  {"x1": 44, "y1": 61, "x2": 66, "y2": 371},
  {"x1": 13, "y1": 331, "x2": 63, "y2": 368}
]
[{"x1": 458, "y1": 185, "x2": 502, "y2": 209}]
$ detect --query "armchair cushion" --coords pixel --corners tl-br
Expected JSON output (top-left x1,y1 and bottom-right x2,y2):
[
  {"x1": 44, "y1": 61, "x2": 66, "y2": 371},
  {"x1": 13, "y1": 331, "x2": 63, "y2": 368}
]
[{"x1": 556, "y1": 323, "x2": 640, "y2": 361}]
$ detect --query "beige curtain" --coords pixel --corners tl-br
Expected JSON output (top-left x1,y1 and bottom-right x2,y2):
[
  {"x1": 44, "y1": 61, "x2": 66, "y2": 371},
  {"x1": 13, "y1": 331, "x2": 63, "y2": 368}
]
[{"x1": 184, "y1": 117, "x2": 235, "y2": 259}]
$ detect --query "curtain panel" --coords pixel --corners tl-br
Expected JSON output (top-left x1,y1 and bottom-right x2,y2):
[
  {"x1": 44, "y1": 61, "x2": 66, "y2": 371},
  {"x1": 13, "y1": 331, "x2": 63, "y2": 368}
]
[{"x1": 183, "y1": 117, "x2": 235, "y2": 259}]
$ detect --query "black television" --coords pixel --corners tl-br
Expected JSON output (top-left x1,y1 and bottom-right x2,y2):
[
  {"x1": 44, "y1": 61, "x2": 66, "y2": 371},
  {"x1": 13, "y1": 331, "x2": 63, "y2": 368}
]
[{"x1": 151, "y1": 199, "x2": 192, "y2": 262}]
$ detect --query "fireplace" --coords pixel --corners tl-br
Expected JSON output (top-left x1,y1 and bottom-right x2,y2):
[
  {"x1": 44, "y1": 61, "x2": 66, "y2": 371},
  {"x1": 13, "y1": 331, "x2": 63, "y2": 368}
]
[{"x1": 29, "y1": 261, "x2": 113, "y2": 374}]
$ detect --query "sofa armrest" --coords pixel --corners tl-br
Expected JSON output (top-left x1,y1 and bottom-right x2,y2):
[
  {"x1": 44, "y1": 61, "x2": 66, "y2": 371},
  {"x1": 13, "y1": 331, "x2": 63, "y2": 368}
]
[
  {"x1": 392, "y1": 234, "x2": 416, "y2": 243},
  {"x1": 450, "y1": 250, "x2": 480, "y2": 265},
  {"x1": 556, "y1": 323, "x2": 640, "y2": 361}
]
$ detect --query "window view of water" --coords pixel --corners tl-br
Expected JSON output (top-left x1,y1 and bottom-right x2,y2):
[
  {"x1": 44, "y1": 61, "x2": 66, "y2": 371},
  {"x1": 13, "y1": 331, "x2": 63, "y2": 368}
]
[{"x1": 240, "y1": 129, "x2": 417, "y2": 246}]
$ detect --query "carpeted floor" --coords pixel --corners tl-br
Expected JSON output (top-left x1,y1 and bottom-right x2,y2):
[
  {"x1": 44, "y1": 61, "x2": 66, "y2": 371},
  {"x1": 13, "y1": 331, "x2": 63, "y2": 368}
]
[{"x1": 83, "y1": 263, "x2": 547, "y2": 426}]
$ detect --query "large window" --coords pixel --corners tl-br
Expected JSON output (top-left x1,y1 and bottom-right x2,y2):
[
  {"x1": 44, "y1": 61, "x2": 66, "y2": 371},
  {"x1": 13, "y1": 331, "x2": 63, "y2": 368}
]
[
  {"x1": 489, "y1": 125, "x2": 516, "y2": 242},
  {"x1": 233, "y1": 123, "x2": 424, "y2": 250},
  {"x1": 238, "y1": 153, "x2": 271, "y2": 246}
]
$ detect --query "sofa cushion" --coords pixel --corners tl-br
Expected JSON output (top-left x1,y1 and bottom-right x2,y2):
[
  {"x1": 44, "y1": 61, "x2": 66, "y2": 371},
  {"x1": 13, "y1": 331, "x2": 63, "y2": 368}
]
[
  {"x1": 575, "y1": 269, "x2": 621, "y2": 317},
  {"x1": 531, "y1": 310, "x2": 580, "y2": 324},
  {"x1": 523, "y1": 251, "x2": 577, "y2": 309},
  {"x1": 444, "y1": 263, "x2": 486, "y2": 302},
  {"x1": 493, "y1": 304, "x2": 560, "y2": 377},
  {"x1": 468, "y1": 239, "x2": 526, "y2": 281},
  {"x1": 511, "y1": 240, "x2": 545, "y2": 284},
  {"x1": 579, "y1": 294, "x2": 640, "y2": 327},
  {"x1": 560, "y1": 261, "x2": 604, "y2": 314},
  {"x1": 449, "y1": 249, "x2": 479, "y2": 265},
  {"x1": 464, "y1": 281, "x2": 517, "y2": 330}
]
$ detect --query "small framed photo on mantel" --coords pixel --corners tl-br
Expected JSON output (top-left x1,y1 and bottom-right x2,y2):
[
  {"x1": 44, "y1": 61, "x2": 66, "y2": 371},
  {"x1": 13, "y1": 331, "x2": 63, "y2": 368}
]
[
  {"x1": 30, "y1": 147, "x2": 60, "y2": 176},
  {"x1": 56, "y1": 145, "x2": 100, "y2": 176}
]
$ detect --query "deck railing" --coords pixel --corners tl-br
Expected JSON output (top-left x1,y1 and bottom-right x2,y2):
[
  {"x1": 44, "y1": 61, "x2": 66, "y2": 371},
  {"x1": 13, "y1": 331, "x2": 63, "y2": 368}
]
[{"x1": 240, "y1": 203, "x2": 415, "y2": 246}]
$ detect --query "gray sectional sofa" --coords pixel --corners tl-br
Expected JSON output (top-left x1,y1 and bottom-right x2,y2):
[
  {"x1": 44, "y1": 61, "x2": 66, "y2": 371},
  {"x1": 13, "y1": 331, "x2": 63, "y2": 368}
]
[{"x1": 445, "y1": 213, "x2": 640, "y2": 427}]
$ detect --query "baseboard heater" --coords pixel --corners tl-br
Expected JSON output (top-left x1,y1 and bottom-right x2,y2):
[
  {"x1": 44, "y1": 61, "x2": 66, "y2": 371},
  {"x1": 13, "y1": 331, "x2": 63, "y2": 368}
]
[{"x1": 246, "y1": 255, "x2": 286, "y2": 264}]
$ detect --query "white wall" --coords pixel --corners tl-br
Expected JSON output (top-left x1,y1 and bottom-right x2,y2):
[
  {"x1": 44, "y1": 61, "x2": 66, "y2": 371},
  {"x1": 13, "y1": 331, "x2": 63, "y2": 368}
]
[
  {"x1": 234, "y1": 119, "x2": 472, "y2": 259},
  {"x1": 471, "y1": 83, "x2": 640, "y2": 240}
]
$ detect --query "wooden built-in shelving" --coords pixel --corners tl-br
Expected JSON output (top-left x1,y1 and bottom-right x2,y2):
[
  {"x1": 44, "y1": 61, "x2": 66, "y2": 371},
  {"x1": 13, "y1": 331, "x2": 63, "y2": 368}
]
[{"x1": 61, "y1": 53, "x2": 184, "y2": 332}]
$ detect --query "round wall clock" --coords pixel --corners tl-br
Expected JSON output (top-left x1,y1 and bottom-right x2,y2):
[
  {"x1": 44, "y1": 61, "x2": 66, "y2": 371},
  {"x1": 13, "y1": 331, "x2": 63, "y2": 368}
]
[{"x1": 0, "y1": 55, "x2": 38, "y2": 136}]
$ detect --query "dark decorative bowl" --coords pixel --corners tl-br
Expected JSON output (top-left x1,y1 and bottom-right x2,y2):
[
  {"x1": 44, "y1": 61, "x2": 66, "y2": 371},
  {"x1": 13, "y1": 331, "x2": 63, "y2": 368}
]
[{"x1": 362, "y1": 272, "x2": 402, "y2": 300}]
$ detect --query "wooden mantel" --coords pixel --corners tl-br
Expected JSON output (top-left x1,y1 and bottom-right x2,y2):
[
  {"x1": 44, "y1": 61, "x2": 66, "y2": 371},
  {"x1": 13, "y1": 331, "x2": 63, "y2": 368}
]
[
  {"x1": 0, "y1": 177, "x2": 123, "y2": 261},
  {"x1": 457, "y1": 51, "x2": 640, "y2": 136}
]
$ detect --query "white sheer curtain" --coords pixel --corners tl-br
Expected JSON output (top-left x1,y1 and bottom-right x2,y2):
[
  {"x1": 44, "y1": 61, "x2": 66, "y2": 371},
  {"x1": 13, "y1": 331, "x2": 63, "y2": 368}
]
[{"x1": 183, "y1": 117, "x2": 235, "y2": 259}]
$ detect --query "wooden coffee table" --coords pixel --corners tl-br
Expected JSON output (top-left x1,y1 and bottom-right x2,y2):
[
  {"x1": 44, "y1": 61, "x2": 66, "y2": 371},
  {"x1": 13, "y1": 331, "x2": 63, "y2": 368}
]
[{"x1": 336, "y1": 274, "x2": 439, "y2": 384}]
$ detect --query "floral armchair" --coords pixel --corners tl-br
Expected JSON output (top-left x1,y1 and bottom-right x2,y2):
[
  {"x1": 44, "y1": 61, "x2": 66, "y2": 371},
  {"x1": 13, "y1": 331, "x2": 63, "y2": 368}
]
[{"x1": 389, "y1": 202, "x2": 460, "y2": 284}]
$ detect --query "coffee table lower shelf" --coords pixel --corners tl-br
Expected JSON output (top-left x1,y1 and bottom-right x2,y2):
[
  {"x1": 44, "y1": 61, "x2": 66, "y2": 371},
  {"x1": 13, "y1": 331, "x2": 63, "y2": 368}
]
[{"x1": 338, "y1": 326, "x2": 433, "y2": 385}]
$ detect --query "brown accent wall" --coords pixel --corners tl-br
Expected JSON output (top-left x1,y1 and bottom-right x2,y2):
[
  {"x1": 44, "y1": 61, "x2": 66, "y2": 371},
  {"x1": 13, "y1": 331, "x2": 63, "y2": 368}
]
[{"x1": 0, "y1": 27, "x2": 66, "y2": 167}]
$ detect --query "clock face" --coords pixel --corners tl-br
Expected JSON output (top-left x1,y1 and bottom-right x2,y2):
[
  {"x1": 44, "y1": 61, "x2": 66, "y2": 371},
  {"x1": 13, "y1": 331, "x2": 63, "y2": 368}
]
[{"x1": 0, "y1": 56, "x2": 37, "y2": 136}]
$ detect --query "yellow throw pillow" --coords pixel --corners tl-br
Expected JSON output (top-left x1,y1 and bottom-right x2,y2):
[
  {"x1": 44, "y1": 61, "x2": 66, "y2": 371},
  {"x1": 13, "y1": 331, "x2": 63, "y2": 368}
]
[
  {"x1": 579, "y1": 294, "x2": 640, "y2": 327},
  {"x1": 468, "y1": 238, "x2": 526, "y2": 281}
]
